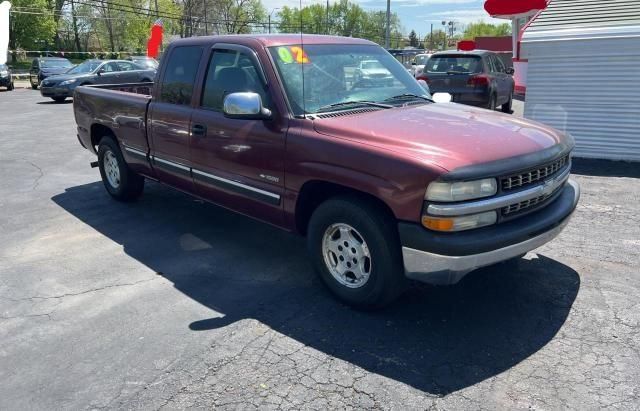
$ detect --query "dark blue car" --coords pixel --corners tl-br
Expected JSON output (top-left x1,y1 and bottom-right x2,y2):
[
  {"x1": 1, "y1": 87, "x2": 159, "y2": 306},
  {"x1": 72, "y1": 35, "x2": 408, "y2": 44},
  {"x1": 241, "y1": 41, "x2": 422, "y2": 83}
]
[
  {"x1": 29, "y1": 57, "x2": 74, "y2": 89},
  {"x1": 417, "y1": 50, "x2": 515, "y2": 113}
]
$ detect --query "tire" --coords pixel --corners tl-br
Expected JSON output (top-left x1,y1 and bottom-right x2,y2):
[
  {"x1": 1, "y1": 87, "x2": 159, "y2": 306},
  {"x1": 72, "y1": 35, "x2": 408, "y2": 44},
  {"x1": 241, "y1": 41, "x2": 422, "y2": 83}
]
[
  {"x1": 501, "y1": 90, "x2": 513, "y2": 113},
  {"x1": 52, "y1": 97, "x2": 66, "y2": 103},
  {"x1": 487, "y1": 93, "x2": 497, "y2": 111},
  {"x1": 97, "y1": 136, "x2": 144, "y2": 202},
  {"x1": 7, "y1": 82, "x2": 13, "y2": 91},
  {"x1": 307, "y1": 195, "x2": 406, "y2": 309},
  {"x1": 31, "y1": 83, "x2": 38, "y2": 90}
]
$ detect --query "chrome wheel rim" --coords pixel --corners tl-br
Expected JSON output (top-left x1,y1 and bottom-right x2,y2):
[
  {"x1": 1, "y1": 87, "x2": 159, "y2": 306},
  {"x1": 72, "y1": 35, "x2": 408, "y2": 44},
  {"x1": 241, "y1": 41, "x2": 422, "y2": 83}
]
[
  {"x1": 104, "y1": 150, "x2": 121, "y2": 189},
  {"x1": 322, "y1": 223, "x2": 372, "y2": 289}
]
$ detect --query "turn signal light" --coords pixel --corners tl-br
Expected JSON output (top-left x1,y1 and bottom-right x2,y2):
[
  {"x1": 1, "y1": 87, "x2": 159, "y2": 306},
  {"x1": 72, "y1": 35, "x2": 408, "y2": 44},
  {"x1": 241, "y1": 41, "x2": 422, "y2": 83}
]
[
  {"x1": 422, "y1": 216, "x2": 454, "y2": 231},
  {"x1": 422, "y1": 211, "x2": 497, "y2": 232}
]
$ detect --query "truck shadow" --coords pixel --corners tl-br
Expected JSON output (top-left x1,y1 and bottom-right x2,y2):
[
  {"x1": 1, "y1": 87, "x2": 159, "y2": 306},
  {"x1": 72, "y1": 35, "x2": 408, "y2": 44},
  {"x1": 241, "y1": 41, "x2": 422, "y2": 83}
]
[{"x1": 52, "y1": 181, "x2": 580, "y2": 396}]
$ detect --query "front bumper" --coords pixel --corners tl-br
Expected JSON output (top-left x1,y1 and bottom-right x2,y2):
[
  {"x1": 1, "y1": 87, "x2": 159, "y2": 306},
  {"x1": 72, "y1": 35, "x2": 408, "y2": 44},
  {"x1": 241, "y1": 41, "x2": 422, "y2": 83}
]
[
  {"x1": 0, "y1": 76, "x2": 11, "y2": 86},
  {"x1": 40, "y1": 86, "x2": 73, "y2": 98},
  {"x1": 400, "y1": 179, "x2": 580, "y2": 285}
]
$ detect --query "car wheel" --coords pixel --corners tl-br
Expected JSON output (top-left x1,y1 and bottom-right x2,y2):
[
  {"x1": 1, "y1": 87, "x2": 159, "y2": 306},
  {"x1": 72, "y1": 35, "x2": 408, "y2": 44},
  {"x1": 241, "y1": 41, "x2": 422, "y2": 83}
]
[
  {"x1": 487, "y1": 93, "x2": 497, "y2": 111},
  {"x1": 31, "y1": 83, "x2": 38, "y2": 90},
  {"x1": 97, "y1": 136, "x2": 144, "y2": 202},
  {"x1": 307, "y1": 196, "x2": 406, "y2": 309},
  {"x1": 52, "y1": 97, "x2": 66, "y2": 103},
  {"x1": 7, "y1": 82, "x2": 13, "y2": 91},
  {"x1": 501, "y1": 90, "x2": 513, "y2": 113}
]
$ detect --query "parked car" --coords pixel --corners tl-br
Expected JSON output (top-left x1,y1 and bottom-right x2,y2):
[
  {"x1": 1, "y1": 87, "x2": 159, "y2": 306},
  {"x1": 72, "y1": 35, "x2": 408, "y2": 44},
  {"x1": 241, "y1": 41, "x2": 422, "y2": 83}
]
[
  {"x1": 29, "y1": 57, "x2": 74, "y2": 89},
  {"x1": 73, "y1": 35, "x2": 579, "y2": 308},
  {"x1": 410, "y1": 53, "x2": 431, "y2": 78},
  {"x1": 417, "y1": 50, "x2": 515, "y2": 112},
  {"x1": 0, "y1": 64, "x2": 14, "y2": 91},
  {"x1": 125, "y1": 55, "x2": 159, "y2": 69},
  {"x1": 353, "y1": 59, "x2": 394, "y2": 87},
  {"x1": 40, "y1": 59, "x2": 156, "y2": 102}
]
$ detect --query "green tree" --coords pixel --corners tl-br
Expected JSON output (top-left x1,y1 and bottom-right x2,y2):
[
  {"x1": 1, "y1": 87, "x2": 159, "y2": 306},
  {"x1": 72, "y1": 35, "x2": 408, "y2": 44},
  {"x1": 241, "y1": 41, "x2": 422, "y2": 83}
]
[
  {"x1": 8, "y1": 0, "x2": 56, "y2": 61},
  {"x1": 462, "y1": 21, "x2": 511, "y2": 39},
  {"x1": 408, "y1": 30, "x2": 419, "y2": 47}
]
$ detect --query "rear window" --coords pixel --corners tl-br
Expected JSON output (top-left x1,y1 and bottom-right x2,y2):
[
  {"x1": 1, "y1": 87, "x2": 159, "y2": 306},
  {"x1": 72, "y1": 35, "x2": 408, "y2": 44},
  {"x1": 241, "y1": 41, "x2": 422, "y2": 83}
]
[{"x1": 426, "y1": 55, "x2": 482, "y2": 74}]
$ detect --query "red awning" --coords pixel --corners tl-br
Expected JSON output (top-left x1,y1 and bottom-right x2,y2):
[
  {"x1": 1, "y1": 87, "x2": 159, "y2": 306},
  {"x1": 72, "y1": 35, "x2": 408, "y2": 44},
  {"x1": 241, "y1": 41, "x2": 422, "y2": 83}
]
[{"x1": 484, "y1": 0, "x2": 547, "y2": 17}]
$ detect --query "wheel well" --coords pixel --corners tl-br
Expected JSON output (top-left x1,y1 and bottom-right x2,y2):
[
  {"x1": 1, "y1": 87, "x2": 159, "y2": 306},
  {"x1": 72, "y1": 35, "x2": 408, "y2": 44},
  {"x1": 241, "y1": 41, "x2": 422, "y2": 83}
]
[
  {"x1": 295, "y1": 180, "x2": 395, "y2": 236},
  {"x1": 90, "y1": 124, "x2": 115, "y2": 149}
]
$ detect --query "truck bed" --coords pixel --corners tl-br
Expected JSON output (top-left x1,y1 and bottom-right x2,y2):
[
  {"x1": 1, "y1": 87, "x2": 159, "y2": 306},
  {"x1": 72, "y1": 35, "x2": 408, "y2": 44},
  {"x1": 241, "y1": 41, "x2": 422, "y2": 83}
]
[{"x1": 74, "y1": 83, "x2": 152, "y2": 158}]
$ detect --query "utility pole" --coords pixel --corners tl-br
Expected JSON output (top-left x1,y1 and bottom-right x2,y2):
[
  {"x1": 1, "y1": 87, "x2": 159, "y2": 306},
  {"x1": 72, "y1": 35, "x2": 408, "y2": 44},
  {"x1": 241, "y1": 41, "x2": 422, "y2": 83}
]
[
  {"x1": 154, "y1": 0, "x2": 159, "y2": 18},
  {"x1": 385, "y1": 0, "x2": 390, "y2": 49},
  {"x1": 326, "y1": 0, "x2": 330, "y2": 34},
  {"x1": 203, "y1": 0, "x2": 208, "y2": 35},
  {"x1": 268, "y1": 8, "x2": 280, "y2": 34},
  {"x1": 430, "y1": 23, "x2": 433, "y2": 51}
]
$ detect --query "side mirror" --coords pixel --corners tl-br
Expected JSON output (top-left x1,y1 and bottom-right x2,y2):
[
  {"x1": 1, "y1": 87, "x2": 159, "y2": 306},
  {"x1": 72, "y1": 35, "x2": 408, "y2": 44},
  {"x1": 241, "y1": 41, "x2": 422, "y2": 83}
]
[
  {"x1": 223, "y1": 92, "x2": 271, "y2": 120},
  {"x1": 97, "y1": 68, "x2": 105, "y2": 76},
  {"x1": 505, "y1": 67, "x2": 515, "y2": 75},
  {"x1": 432, "y1": 92, "x2": 453, "y2": 103}
]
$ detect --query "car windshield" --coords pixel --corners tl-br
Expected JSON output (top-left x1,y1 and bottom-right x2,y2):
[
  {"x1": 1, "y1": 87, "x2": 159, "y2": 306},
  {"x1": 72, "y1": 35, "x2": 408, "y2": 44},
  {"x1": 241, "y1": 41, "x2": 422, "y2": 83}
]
[
  {"x1": 414, "y1": 55, "x2": 429, "y2": 65},
  {"x1": 269, "y1": 44, "x2": 430, "y2": 115},
  {"x1": 41, "y1": 59, "x2": 73, "y2": 68},
  {"x1": 427, "y1": 55, "x2": 482, "y2": 74},
  {"x1": 67, "y1": 61, "x2": 101, "y2": 74}
]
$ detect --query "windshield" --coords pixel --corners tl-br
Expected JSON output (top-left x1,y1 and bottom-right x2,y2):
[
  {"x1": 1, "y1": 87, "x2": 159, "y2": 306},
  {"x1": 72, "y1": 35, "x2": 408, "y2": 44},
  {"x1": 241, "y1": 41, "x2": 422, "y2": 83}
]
[
  {"x1": 414, "y1": 55, "x2": 429, "y2": 65},
  {"x1": 427, "y1": 55, "x2": 482, "y2": 74},
  {"x1": 67, "y1": 61, "x2": 101, "y2": 74},
  {"x1": 269, "y1": 44, "x2": 430, "y2": 115},
  {"x1": 41, "y1": 59, "x2": 73, "y2": 69}
]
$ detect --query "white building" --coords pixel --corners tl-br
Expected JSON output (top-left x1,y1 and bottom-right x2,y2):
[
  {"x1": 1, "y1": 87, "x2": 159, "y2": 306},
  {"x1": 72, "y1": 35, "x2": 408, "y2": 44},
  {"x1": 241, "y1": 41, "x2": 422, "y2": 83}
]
[{"x1": 520, "y1": 0, "x2": 640, "y2": 161}]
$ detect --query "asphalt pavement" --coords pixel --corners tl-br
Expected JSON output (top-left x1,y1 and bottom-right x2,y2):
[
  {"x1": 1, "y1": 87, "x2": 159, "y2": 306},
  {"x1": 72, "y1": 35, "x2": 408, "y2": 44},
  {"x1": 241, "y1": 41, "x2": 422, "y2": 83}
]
[{"x1": 1, "y1": 88, "x2": 639, "y2": 409}]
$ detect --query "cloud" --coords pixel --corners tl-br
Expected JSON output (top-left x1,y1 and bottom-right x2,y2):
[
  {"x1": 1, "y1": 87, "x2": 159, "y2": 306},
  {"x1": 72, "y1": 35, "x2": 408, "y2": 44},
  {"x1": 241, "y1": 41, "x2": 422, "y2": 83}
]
[{"x1": 420, "y1": 8, "x2": 506, "y2": 24}]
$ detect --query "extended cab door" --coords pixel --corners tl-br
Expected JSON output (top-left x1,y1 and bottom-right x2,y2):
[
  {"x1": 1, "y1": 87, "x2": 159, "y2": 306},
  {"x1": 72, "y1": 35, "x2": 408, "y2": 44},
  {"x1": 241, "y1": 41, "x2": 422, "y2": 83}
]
[
  {"x1": 147, "y1": 45, "x2": 204, "y2": 189},
  {"x1": 189, "y1": 44, "x2": 286, "y2": 226}
]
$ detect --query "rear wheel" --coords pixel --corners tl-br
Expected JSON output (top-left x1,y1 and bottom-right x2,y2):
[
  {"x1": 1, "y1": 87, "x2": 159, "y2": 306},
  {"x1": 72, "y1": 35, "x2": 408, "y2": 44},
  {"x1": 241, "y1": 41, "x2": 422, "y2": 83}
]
[
  {"x1": 501, "y1": 90, "x2": 513, "y2": 113},
  {"x1": 97, "y1": 136, "x2": 144, "y2": 202},
  {"x1": 7, "y1": 82, "x2": 13, "y2": 91},
  {"x1": 307, "y1": 196, "x2": 406, "y2": 309},
  {"x1": 31, "y1": 83, "x2": 38, "y2": 90}
]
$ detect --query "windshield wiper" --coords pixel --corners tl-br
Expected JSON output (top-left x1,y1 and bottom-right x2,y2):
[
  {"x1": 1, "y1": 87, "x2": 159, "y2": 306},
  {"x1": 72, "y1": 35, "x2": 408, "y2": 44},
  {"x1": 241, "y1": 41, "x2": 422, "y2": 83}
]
[
  {"x1": 316, "y1": 100, "x2": 392, "y2": 113},
  {"x1": 382, "y1": 93, "x2": 433, "y2": 103}
]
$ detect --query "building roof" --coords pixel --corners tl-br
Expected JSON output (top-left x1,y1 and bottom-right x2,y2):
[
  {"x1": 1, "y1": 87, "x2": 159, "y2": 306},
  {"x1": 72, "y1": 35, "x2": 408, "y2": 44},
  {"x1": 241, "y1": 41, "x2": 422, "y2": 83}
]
[{"x1": 527, "y1": 0, "x2": 640, "y2": 33}]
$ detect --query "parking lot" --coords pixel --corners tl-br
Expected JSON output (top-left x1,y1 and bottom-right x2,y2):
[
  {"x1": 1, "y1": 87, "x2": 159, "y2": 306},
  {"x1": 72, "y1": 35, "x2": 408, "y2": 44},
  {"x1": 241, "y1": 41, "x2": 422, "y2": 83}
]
[{"x1": 1, "y1": 87, "x2": 639, "y2": 409}]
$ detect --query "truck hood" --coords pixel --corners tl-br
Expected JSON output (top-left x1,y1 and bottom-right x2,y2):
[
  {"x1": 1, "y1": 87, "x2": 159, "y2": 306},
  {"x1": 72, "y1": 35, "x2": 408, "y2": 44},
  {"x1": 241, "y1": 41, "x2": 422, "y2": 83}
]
[{"x1": 313, "y1": 103, "x2": 570, "y2": 173}]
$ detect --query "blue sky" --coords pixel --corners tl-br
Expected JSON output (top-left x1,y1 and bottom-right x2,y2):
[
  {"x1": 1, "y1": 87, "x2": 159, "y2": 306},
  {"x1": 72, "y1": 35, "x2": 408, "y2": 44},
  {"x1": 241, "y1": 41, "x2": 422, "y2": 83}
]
[{"x1": 263, "y1": 0, "x2": 505, "y2": 37}]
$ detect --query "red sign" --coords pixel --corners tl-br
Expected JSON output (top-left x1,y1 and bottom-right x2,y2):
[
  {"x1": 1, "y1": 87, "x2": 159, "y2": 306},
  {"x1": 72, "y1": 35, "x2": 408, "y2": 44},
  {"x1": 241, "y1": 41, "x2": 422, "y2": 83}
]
[
  {"x1": 457, "y1": 40, "x2": 476, "y2": 51},
  {"x1": 484, "y1": 0, "x2": 547, "y2": 16}
]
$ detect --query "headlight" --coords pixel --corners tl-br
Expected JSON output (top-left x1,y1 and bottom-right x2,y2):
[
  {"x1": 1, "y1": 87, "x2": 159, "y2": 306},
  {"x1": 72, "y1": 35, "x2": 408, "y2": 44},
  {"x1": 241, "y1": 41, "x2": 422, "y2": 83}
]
[
  {"x1": 59, "y1": 79, "x2": 77, "y2": 86},
  {"x1": 426, "y1": 178, "x2": 497, "y2": 202},
  {"x1": 422, "y1": 211, "x2": 497, "y2": 232},
  {"x1": 0, "y1": 71, "x2": 8, "y2": 77}
]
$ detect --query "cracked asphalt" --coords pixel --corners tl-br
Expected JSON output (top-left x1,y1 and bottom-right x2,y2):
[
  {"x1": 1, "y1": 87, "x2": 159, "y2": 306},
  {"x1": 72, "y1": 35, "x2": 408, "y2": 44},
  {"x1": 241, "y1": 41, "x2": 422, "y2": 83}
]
[{"x1": 1, "y1": 89, "x2": 639, "y2": 410}]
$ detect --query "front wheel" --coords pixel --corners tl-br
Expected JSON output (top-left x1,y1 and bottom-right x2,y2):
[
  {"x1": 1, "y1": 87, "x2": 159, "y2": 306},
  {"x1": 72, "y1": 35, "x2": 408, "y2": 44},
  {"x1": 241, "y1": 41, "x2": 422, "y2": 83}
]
[
  {"x1": 31, "y1": 83, "x2": 38, "y2": 90},
  {"x1": 307, "y1": 196, "x2": 406, "y2": 309},
  {"x1": 97, "y1": 136, "x2": 144, "y2": 202}
]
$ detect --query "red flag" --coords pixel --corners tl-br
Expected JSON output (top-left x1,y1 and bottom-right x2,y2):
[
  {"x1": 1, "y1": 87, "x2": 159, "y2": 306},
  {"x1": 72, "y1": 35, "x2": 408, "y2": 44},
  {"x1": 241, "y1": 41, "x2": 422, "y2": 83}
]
[{"x1": 147, "y1": 19, "x2": 163, "y2": 58}]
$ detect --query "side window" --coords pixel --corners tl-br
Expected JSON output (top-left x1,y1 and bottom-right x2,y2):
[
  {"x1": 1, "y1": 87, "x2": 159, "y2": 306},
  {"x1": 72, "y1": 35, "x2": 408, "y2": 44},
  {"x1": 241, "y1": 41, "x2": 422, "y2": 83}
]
[
  {"x1": 494, "y1": 56, "x2": 506, "y2": 73},
  {"x1": 159, "y1": 46, "x2": 204, "y2": 105},
  {"x1": 116, "y1": 62, "x2": 136, "y2": 71},
  {"x1": 200, "y1": 49, "x2": 270, "y2": 111},
  {"x1": 486, "y1": 56, "x2": 497, "y2": 73},
  {"x1": 102, "y1": 62, "x2": 118, "y2": 73}
]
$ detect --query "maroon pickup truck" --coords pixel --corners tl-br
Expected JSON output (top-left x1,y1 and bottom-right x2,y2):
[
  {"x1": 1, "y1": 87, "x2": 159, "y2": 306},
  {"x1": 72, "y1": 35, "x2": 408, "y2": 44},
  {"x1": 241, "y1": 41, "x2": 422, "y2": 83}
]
[{"x1": 73, "y1": 35, "x2": 580, "y2": 308}]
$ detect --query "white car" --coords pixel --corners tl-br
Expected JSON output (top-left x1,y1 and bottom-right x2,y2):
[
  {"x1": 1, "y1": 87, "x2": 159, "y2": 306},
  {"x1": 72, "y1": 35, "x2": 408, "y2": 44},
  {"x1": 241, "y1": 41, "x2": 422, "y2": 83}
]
[
  {"x1": 354, "y1": 60, "x2": 394, "y2": 87},
  {"x1": 411, "y1": 53, "x2": 431, "y2": 78}
]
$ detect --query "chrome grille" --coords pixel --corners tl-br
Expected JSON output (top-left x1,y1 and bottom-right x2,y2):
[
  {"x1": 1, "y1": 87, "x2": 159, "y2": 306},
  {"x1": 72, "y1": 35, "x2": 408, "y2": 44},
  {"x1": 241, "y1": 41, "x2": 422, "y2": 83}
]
[{"x1": 502, "y1": 155, "x2": 569, "y2": 191}]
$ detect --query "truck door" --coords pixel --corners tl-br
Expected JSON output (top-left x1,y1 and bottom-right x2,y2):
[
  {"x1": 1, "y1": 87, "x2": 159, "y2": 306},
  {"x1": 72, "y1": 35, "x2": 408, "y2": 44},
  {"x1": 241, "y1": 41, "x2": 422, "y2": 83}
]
[
  {"x1": 147, "y1": 45, "x2": 204, "y2": 189},
  {"x1": 189, "y1": 44, "x2": 286, "y2": 226}
]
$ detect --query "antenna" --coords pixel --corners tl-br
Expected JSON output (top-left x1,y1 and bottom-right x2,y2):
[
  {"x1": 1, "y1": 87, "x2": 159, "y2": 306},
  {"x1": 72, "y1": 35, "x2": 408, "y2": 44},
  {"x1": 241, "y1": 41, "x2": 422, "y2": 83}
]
[{"x1": 299, "y1": 0, "x2": 306, "y2": 118}]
